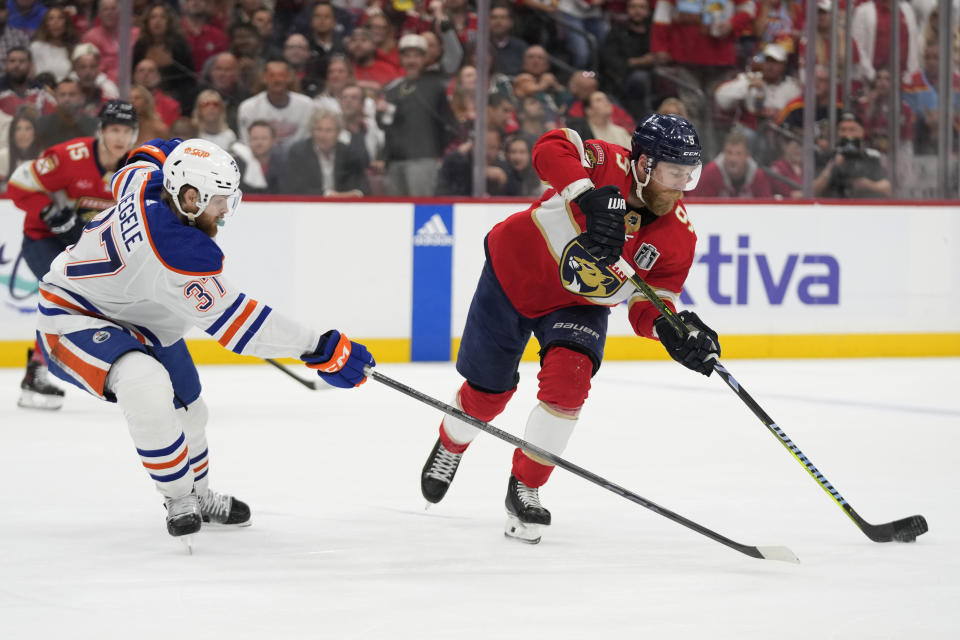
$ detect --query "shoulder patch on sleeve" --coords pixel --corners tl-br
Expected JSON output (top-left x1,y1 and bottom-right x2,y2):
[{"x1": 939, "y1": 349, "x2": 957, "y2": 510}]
[
  {"x1": 585, "y1": 142, "x2": 605, "y2": 167},
  {"x1": 34, "y1": 154, "x2": 59, "y2": 176}
]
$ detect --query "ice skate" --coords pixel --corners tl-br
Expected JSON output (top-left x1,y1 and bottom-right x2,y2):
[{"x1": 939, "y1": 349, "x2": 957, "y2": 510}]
[
  {"x1": 17, "y1": 349, "x2": 65, "y2": 410},
  {"x1": 199, "y1": 488, "x2": 251, "y2": 526},
  {"x1": 504, "y1": 474, "x2": 551, "y2": 544},
  {"x1": 165, "y1": 491, "x2": 202, "y2": 540},
  {"x1": 421, "y1": 437, "x2": 464, "y2": 505}
]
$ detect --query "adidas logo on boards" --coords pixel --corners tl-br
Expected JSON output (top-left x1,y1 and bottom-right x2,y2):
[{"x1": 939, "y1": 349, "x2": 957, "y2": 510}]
[{"x1": 414, "y1": 213, "x2": 454, "y2": 246}]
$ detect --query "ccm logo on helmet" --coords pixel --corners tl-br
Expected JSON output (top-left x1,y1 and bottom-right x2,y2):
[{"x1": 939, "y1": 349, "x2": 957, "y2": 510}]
[{"x1": 183, "y1": 147, "x2": 211, "y2": 158}]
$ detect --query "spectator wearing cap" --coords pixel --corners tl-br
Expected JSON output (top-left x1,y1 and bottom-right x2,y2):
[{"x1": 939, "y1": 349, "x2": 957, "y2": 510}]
[
  {"x1": 813, "y1": 111, "x2": 891, "y2": 199},
  {"x1": 715, "y1": 43, "x2": 801, "y2": 133},
  {"x1": 68, "y1": 42, "x2": 119, "y2": 118},
  {"x1": 28, "y1": 6, "x2": 78, "y2": 82},
  {"x1": 81, "y1": 0, "x2": 138, "y2": 84},
  {"x1": 692, "y1": 129, "x2": 772, "y2": 198},
  {"x1": 377, "y1": 33, "x2": 457, "y2": 196}
]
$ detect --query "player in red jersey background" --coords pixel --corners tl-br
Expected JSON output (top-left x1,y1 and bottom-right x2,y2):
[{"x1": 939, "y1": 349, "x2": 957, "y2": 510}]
[
  {"x1": 9, "y1": 100, "x2": 138, "y2": 410},
  {"x1": 420, "y1": 114, "x2": 723, "y2": 543}
]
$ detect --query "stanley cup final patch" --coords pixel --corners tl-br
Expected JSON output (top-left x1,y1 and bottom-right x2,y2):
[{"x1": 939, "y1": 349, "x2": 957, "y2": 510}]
[
  {"x1": 559, "y1": 238, "x2": 626, "y2": 299},
  {"x1": 633, "y1": 243, "x2": 660, "y2": 271}
]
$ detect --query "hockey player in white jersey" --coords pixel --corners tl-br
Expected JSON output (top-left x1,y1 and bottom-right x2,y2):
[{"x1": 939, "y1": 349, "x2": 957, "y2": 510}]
[{"x1": 35, "y1": 137, "x2": 376, "y2": 541}]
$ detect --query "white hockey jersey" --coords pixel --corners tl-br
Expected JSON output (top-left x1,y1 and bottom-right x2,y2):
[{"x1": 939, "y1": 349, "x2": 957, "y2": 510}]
[{"x1": 37, "y1": 162, "x2": 321, "y2": 359}]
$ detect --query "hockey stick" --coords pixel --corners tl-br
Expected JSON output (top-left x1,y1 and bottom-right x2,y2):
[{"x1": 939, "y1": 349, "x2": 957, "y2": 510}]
[
  {"x1": 264, "y1": 357, "x2": 324, "y2": 390},
  {"x1": 370, "y1": 369, "x2": 797, "y2": 563},
  {"x1": 598, "y1": 244, "x2": 928, "y2": 543}
]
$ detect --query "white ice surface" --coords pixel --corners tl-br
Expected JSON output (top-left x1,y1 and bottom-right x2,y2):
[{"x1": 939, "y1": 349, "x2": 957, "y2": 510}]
[{"x1": 1, "y1": 358, "x2": 958, "y2": 639}]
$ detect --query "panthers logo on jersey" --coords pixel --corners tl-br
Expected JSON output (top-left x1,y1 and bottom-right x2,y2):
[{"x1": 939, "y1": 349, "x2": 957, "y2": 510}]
[{"x1": 558, "y1": 237, "x2": 626, "y2": 298}]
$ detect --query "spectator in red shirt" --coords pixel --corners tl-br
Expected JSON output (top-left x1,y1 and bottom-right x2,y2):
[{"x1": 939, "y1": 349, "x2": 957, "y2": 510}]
[
  {"x1": 132, "y1": 57, "x2": 181, "y2": 126},
  {"x1": 81, "y1": 0, "x2": 138, "y2": 84},
  {"x1": 368, "y1": 12, "x2": 400, "y2": 70},
  {"x1": 563, "y1": 70, "x2": 636, "y2": 131},
  {"x1": 768, "y1": 129, "x2": 803, "y2": 199},
  {"x1": 181, "y1": 0, "x2": 229, "y2": 75},
  {"x1": 692, "y1": 129, "x2": 772, "y2": 197},
  {"x1": 347, "y1": 26, "x2": 401, "y2": 89},
  {"x1": 651, "y1": 0, "x2": 745, "y2": 92}
]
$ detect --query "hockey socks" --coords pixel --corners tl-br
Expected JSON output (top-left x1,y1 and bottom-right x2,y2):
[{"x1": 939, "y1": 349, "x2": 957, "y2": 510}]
[{"x1": 439, "y1": 380, "x2": 516, "y2": 448}]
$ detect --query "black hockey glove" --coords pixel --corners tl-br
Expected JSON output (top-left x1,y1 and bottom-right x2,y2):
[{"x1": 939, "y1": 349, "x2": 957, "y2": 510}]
[
  {"x1": 654, "y1": 311, "x2": 721, "y2": 377},
  {"x1": 40, "y1": 203, "x2": 83, "y2": 247},
  {"x1": 574, "y1": 185, "x2": 627, "y2": 264}
]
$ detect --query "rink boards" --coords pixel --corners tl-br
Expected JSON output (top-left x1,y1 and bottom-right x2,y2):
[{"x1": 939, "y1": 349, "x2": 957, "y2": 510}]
[{"x1": 1, "y1": 199, "x2": 957, "y2": 366}]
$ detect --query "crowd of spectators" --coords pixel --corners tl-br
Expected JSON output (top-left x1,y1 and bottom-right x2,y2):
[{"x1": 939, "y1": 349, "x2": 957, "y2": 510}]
[{"x1": 0, "y1": 0, "x2": 955, "y2": 198}]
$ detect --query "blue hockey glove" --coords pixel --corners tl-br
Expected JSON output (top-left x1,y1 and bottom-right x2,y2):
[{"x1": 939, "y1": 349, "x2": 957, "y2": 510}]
[
  {"x1": 125, "y1": 137, "x2": 184, "y2": 168},
  {"x1": 654, "y1": 311, "x2": 721, "y2": 376},
  {"x1": 574, "y1": 185, "x2": 627, "y2": 264},
  {"x1": 302, "y1": 330, "x2": 375, "y2": 388}
]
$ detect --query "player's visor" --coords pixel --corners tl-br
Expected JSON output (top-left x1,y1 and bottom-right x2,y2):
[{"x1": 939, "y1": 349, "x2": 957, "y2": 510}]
[{"x1": 650, "y1": 161, "x2": 702, "y2": 191}]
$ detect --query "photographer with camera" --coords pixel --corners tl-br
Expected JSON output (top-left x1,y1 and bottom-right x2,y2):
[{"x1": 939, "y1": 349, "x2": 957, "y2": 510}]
[{"x1": 813, "y1": 111, "x2": 891, "y2": 199}]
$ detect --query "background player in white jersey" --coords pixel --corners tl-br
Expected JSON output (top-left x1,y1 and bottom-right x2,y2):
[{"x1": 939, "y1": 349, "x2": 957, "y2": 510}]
[
  {"x1": 10, "y1": 100, "x2": 139, "y2": 410},
  {"x1": 35, "y1": 137, "x2": 376, "y2": 541},
  {"x1": 419, "y1": 114, "x2": 722, "y2": 543}
]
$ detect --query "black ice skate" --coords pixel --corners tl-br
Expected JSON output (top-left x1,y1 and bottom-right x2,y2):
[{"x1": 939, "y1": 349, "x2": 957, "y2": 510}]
[
  {"x1": 165, "y1": 491, "x2": 202, "y2": 537},
  {"x1": 18, "y1": 348, "x2": 65, "y2": 410},
  {"x1": 199, "y1": 488, "x2": 251, "y2": 526},
  {"x1": 421, "y1": 437, "x2": 464, "y2": 504},
  {"x1": 504, "y1": 474, "x2": 551, "y2": 544}
]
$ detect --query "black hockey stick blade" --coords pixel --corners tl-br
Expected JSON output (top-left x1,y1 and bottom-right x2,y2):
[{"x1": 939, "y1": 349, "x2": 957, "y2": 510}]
[
  {"x1": 849, "y1": 509, "x2": 928, "y2": 543},
  {"x1": 264, "y1": 357, "x2": 322, "y2": 390},
  {"x1": 370, "y1": 369, "x2": 798, "y2": 563}
]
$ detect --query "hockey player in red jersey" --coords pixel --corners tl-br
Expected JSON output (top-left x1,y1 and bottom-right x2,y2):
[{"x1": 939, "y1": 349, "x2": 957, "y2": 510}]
[
  {"x1": 420, "y1": 114, "x2": 722, "y2": 543},
  {"x1": 9, "y1": 100, "x2": 139, "y2": 410}
]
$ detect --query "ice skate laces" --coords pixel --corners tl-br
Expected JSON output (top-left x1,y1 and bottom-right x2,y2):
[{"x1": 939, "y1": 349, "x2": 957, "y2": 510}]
[
  {"x1": 425, "y1": 447, "x2": 462, "y2": 483},
  {"x1": 199, "y1": 489, "x2": 231, "y2": 522},
  {"x1": 515, "y1": 481, "x2": 543, "y2": 509}
]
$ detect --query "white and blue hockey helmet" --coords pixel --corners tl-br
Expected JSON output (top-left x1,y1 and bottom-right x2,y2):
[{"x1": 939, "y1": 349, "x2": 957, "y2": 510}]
[{"x1": 163, "y1": 138, "x2": 242, "y2": 222}]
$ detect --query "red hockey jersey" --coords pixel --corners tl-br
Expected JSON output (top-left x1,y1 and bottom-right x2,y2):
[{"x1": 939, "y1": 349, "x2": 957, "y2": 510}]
[
  {"x1": 486, "y1": 128, "x2": 698, "y2": 339},
  {"x1": 9, "y1": 137, "x2": 120, "y2": 241}
]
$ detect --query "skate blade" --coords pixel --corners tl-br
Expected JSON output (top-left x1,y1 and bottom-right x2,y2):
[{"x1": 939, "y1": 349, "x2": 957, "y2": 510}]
[
  {"x1": 178, "y1": 533, "x2": 196, "y2": 554},
  {"x1": 504, "y1": 514, "x2": 543, "y2": 544},
  {"x1": 17, "y1": 389, "x2": 64, "y2": 410},
  {"x1": 201, "y1": 519, "x2": 252, "y2": 529}
]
